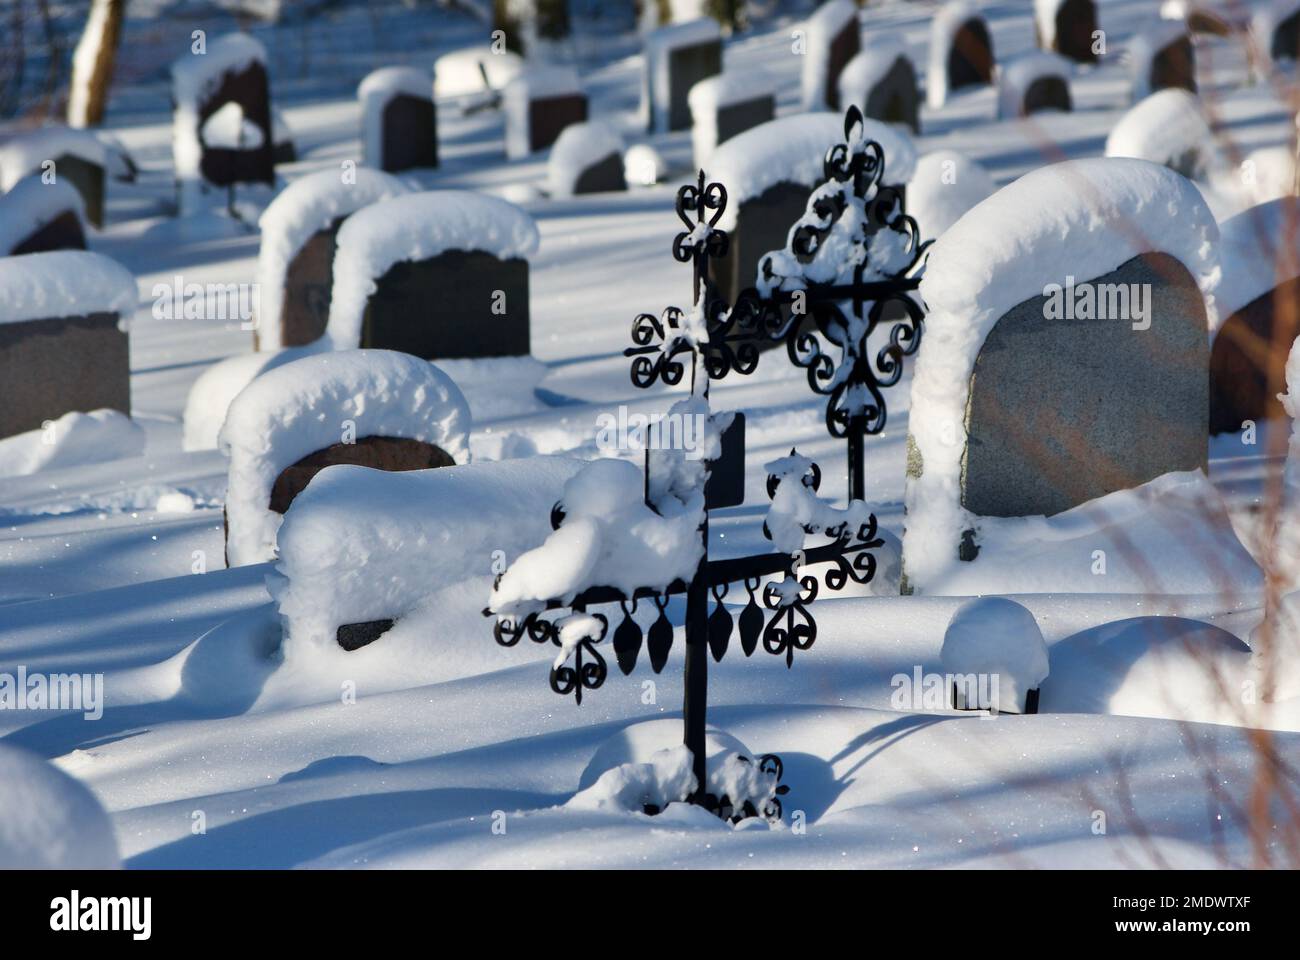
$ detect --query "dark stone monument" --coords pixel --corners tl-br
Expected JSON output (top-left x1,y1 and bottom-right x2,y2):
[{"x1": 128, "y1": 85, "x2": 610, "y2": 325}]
[
  {"x1": 273, "y1": 219, "x2": 341, "y2": 349},
  {"x1": 1209, "y1": 277, "x2": 1300, "y2": 434},
  {"x1": 9, "y1": 211, "x2": 86, "y2": 256},
  {"x1": 380, "y1": 94, "x2": 438, "y2": 172},
  {"x1": 269, "y1": 437, "x2": 455, "y2": 514},
  {"x1": 1022, "y1": 75, "x2": 1072, "y2": 114},
  {"x1": 709, "y1": 182, "x2": 813, "y2": 310},
  {"x1": 1146, "y1": 32, "x2": 1197, "y2": 95},
  {"x1": 56, "y1": 154, "x2": 106, "y2": 228},
  {"x1": 948, "y1": 17, "x2": 995, "y2": 91},
  {"x1": 196, "y1": 60, "x2": 274, "y2": 189},
  {"x1": 0, "y1": 310, "x2": 130, "y2": 438},
  {"x1": 847, "y1": 54, "x2": 920, "y2": 132},
  {"x1": 1044, "y1": 0, "x2": 1099, "y2": 64},
  {"x1": 1274, "y1": 7, "x2": 1300, "y2": 62},
  {"x1": 809, "y1": 3, "x2": 861, "y2": 110},
  {"x1": 361, "y1": 250, "x2": 530, "y2": 359},
  {"x1": 961, "y1": 252, "x2": 1208, "y2": 519},
  {"x1": 646, "y1": 21, "x2": 723, "y2": 133},
  {"x1": 715, "y1": 94, "x2": 776, "y2": 146},
  {"x1": 529, "y1": 93, "x2": 587, "y2": 153},
  {"x1": 506, "y1": 67, "x2": 588, "y2": 158},
  {"x1": 571, "y1": 152, "x2": 627, "y2": 195}
]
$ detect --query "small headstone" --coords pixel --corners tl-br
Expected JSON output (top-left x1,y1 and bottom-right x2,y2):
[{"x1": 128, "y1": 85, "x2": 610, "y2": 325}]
[
  {"x1": 688, "y1": 70, "x2": 777, "y2": 171},
  {"x1": 358, "y1": 66, "x2": 437, "y2": 172},
  {"x1": 643, "y1": 18, "x2": 722, "y2": 133},
  {"x1": 254, "y1": 167, "x2": 410, "y2": 350},
  {"x1": 547, "y1": 122, "x2": 626, "y2": 197},
  {"x1": 997, "y1": 51, "x2": 1073, "y2": 119},
  {"x1": 271, "y1": 106, "x2": 296, "y2": 164},
  {"x1": 928, "y1": 1, "x2": 995, "y2": 108},
  {"x1": 1104, "y1": 89, "x2": 1214, "y2": 180},
  {"x1": 171, "y1": 32, "x2": 274, "y2": 214},
  {"x1": 324, "y1": 191, "x2": 540, "y2": 360},
  {"x1": 504, "y1": 66, "x2": 587, "y2": 159},
  {"x1": 0, "y1": 177, "x2": 86, "y2": 255},
  {"x1": 0, "y1": 126, "x2": 109, "y2": 227},
  {"x1": 800, "y1": 0, "x2": 861, "y2": 111},
  {"x1": 1267, "y1": 2, "x2": 1300, "y2": 62},
  {"x1": 0, "y1": 250, "x2": 135, "y2": 439},
  {"x1": 1036, "y1": 0, "x2": 1099, "y2": 63},
  {"x1": 1131, "y1": 22, "x2": 1196, "y2": 99},
  {"x1": 839, "y1": 41, "x2": 920, "y2": 133}
]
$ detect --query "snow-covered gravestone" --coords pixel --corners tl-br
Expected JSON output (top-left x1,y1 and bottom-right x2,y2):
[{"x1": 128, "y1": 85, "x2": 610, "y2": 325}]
[
  {"x1": 0, "y1": 177, "x2": 86, "y2": 255},
  {"x1": 220, "y1": 349, "x2": 470, "y2": 568},
  {"x1": 547, "y1": 122, "x2": 626, "y2": 197},
  {"x1": 941, "y1": 597, "x2": 1048, "y2": 713},
  {"x1": 688, "y1": 71, "x2": 777, "y2": 172},
  {"x1": 254, "y1": 166, "x2": 410, "y2": 350},
  {"x1": 838, "y1": 38, "x2": 920, "y2": 134},
  {"x1": 0, "y1": 126, "x2": 111, "y2": 227},
  {"x1": 706, "y1": 112, "x2": 917, "y2": 308},
  {"x1": 504, "y1": 66, "x2": 587, "y2": 159},
  {"x1": 927, "y1": 1, "x2": 995, "y2": 109},
  {"x1": 1104, "y1": 89, "x2": 1215, "y2": 180},
  {"x1": 642, "y1": 18, "x2": 722, "y2": 134},
  {"x1": 1254, "y1": 0, "x2": 1300, "y2": 70},
  {"x1": 1130, "y1": 21, "x2": 1196, "y2": 99},
  {"x1": 1209, "y1": 198, "x2": 1300, "y2": 434},
  {"x1": 171, "y1": 32, "x2": 273, "y2": 215},
  {"x1": 996, "y1": 51, "x2": 1073, "y2": 119},
  {"x1": 907, "y1": 150, "x2": 996, "y2": 240},
  {"x1": 0, "y1": 250, "x2": 135, "y2": 440},
  {"x1": 324, "y1": 190, "x2": 539, "y2": 360},
  {"x1": 799, "y1": 0, "x2": 860, "y2": 112},
  {"x1": 904, "y1": 158, "x2": 1218, "y2": 592},
  {"x1": 1035, "y1": 0, "x2": 1099, "y2": 64},
  {"x1": 358, "y1": 67, "x2": 437, "y2": 173}
]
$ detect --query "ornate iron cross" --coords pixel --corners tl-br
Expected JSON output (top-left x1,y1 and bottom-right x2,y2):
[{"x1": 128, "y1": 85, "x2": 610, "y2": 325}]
[{"x1": 483, "y1": 170, "x2": 882, "y2": 822}]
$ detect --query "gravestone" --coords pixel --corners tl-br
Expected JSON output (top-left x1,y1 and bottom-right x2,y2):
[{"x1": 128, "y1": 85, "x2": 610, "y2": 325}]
[
  {"x1": 0, "y1": 178, "x2": 86, "y2": 255},
  {"x1": 998, "y1": 52, "x2": 1073, "y2": 118},
  {"x1": 1039, "y1": 0, "x2": 1099, "y2": 64},
  {"x1": 269, "y1": 437, "x2": 455, "y2": 515},
  {"x1": 1132, "y1": 23, "x2": 1196, "y2": 98},
  {"x1": 962, "y1": 252, "x2": 1208, "y2": 519},
  {"x1": 1150, "y1": 34, "x2": 1196, "y2": 95},
  {"x1": 801, "y1": 0, "x2": 861, "y2": 111},
  {"x1": 272, "y1": 107, "x2": 296, "y2": 164},
  {"x1": 0, "y1": 251, "x2": 134, "y2": 439},
  {"x1": 946, "y1": 14, "x2": 995, "y2": 93},
  {"x1": 1273, "y1": 4, "x2": 1300, "y2": 62},
  {"x1": 276, "y1": 221, "x2": 340, "y2": 347},
  {"x1": 643, "y1": 19, "x2": 723, "y2": 133},
  {"x1": 839, "y1": 47, "x2": 920, "y2": 133},
  {"x1": 358, "y1": 66, "x2": 437, "y2": 172},
  {"x1": 0, "y1": 127, "x2": 109, "y2": 227},
  {"x1": 548, "y1": 122, "x2": 626, "y2": 197},
  {"x1": 688, "y1": 71, "x2": 777, "y2": 170},
  {"x1": 504, "y1": 66, "x2": 587, "y2": 159}
]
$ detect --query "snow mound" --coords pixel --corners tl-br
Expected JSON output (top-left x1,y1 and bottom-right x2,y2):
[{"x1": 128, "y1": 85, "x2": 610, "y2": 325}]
[
  {"x1": 996, "y1": 50, "x2": 1072, "y2": 119},
  {"x1": 0, "y1": 409, "x2": 144, "y2": 478},
  {"x1": 255, "y1": 167, "x2": 410, "y2": 350},
  {"x1": 0, "y1": 125, "x2": 109, "y2": 191},
  {"x1": 689, "y1": 69, "x2": 776, "y2": 171},
  {"x1": 1104, "y1": 89, "x2": 1217, "y2": 179},
  {"x1": 220, "y1": 349, "x2": 471, "y2": 566},
  {"x1": 928, "y1": 1, "x2": 989, "y2": 109},
  {"x1": 325, "y1": 190, "x2": 539, "y2": 351},
  {"x1": 504, "y1": 65, "x2": 583, "y2": 160},
  {"x1": 1216, "y1": 197, "x2": 1300, "y2": 320},
  {"x1": 908, "y1": 150, "x2": 997, "y2": 239},
  {"x1": 547, "y1": 122, "x2": 624, "y2": 198},
  {"x1": 643, "y1": 18, "x2": 721, "y2": 134},
  {"x1": 1129, "y1": 20, "x2": 1192, "y2": 100},
  {"x1": 269, "y1": 454, "x2": 583, "y2": 659},
  {"x1": 200, "y1": 101, "x2": 264, "y2": 150},
  {"x1": 908, "y1": 158, "x2": 1220, "y2": 591},
  {"x1": 941, "y1": 597, "x2": 1048, "y2": 711},
  {"x1": 0, "y1": 174, "x2": 86, "y2": 254},
  {"x1": 1237, "y1": 144, "x2": 1298, "y2": 207},
  {"x1": 0, "y1": 249, "x2": 136, "y2": 325},
  {"x1": 181, "y1": 344, "x2": 322, "y2": 451},
  {"x1": 800, "y1": 0, "x2": 858, "y2": 111},
  {"x1": 434, "y1": 46, "x2": 523, "y2": 99},
  {"x1": 0, "y1": 743, "x2": 119, "y2": 869},
  {"x1": 623, "y1": 143, "x2": 668, "y2": 186},
  {"x1": 358, "y1": 66, "x2": 432, "y2": 168},
  {"x1": 707, "y1": 113, "x2": 916, "y2": 232}
]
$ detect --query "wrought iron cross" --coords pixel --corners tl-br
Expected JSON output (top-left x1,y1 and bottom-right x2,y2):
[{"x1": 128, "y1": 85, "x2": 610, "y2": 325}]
[{"x1": 483, "y1": 171, "x2": 882, "y2": 822}]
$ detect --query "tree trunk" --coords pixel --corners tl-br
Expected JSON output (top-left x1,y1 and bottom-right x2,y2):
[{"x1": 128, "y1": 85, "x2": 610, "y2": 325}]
[{"x1": 67, "y1": 0, "x2": 126, "y2": 128}]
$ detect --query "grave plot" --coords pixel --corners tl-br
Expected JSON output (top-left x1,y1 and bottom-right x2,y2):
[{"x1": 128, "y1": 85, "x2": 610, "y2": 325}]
[
  {"x1": 838, "y1": 36, "x2": 920, "y2": 133},
  {"x1": 706, "y1": 112, "x2": 916, "y2": 311},
  {"x1": 171, "y1": 32, "x2": 274, "y2": 215},
  {"x1": 0, "y1": 250, "x2": 135, "y2": 440},
  {"x1": 907, "y1": 149, "x2": 996, "y2": 239},
  {"x1": 904, "y1": 157, "x2": 1225, "y2": 595},
  {"x1": 1035, "y1": 0, "x2": 1099, "y2": 63},
  {"x1": 942, "y1": 597, "x2": 1048, "y2": 713},
  {"x1": 928, "y1": 0, "x2": 995, "y2": 109},
  {"x1": 1130, "y1": 20, "x2": 1196, "y2": 99},
  {"x1": 547, "y1": 122, "x2": 626, "y2": 197},
  {"x1": 324, "y1": 190, "x2": 539, "y2": 359},
  {"x1": 0, "y1": 126, "x2": 118, "y2": 228},
  {"x1": 642, "y1": 18, "x2": 722, "y2": 134},
  {"x1": 358, "y1": 66, "x2": 437, "y2": 172},
  {"x1": 688, "y1": 70, "x2": 776, "y2": 172},
  {"x1": 1105, "y1": 88, "x2": 1216, "y2": 179},
  {"x1": 1210, "y1": 198, "x2": 1300, "y2": 435},
  {"x1": 219, "y1": 349, "x2": 470, "y2": 567},
  {"x1": 504, "y1": 66, "x2": 587, "y2": 159},
  {"x1": 0, "y1": 176, "x2": 86, "y2": 255},
  {"x1": 799, "y1": 0, "x2": 860, "y2": 111},
  {"x1": 996, "y1": 51, "x2": 1074, "y2": 119},
  {"x1": 254, "y1": 166, "x2": 411, "y2": 351}
]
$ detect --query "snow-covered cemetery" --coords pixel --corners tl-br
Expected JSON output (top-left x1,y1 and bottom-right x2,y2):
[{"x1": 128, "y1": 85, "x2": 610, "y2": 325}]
[{"x1": 2, "y1": 0, "x2": 1300, "y2": 882}]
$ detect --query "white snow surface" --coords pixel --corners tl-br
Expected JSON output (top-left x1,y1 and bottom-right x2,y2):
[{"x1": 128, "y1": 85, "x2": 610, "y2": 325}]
[
  {"x1": 219, "y1": 349, "x2": 471, "y2": 566},
  {"x1": 547, "y1": 122, "x2": 624, "y2": 198},
  {"x1": 1104, "y1": 88, "x2": 1218, "y2": 178},
  {"x1": 0, "y1": 175, "x2": 86, "y2": 254},
  {"x1": 800, "y1": 0, "x2": 859, "y2": 111},
  {"x1": 907, "y1": 158, "x2": 1221, "y2": 593},
  {"x1": 996, "y1": 50, "x2": 1073, "y2": 119},
  {"x1": 0, "y1": 410, "x2": 145, "y2": 478},
  {"x1": 0, "y1": 249, "x2": 136, "y2": 325},
  {"x1": 433, "y1": 46, "x2": 524, "y2": 99},
  {"x1": 941, "y1": 597, "x2": 1049, "y2": 711},
  {"x1": 0, "y1": 125, "x2": 109, "y2": 191},
  {"x1": 200, "y1": 102, "x2": 264, "y2": 150},
  {"x1": 255, "y1": 167, "x2": 411, "y2": 350},
  {"x1": 0, "y1": 743, "x2": 120, "y2": 869},
  {"x1": 325, "y1": 190, "x2": 539, "y2": 351},
  {"x1": 907, "y1": 149, "x2": 997, "y2": 239},
  {"x1": 928, "y1": 1, "x2": 989, "y2": 109},
  {"x1": 358, "y1": 66, "x2": 432, "y2": 168}
]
